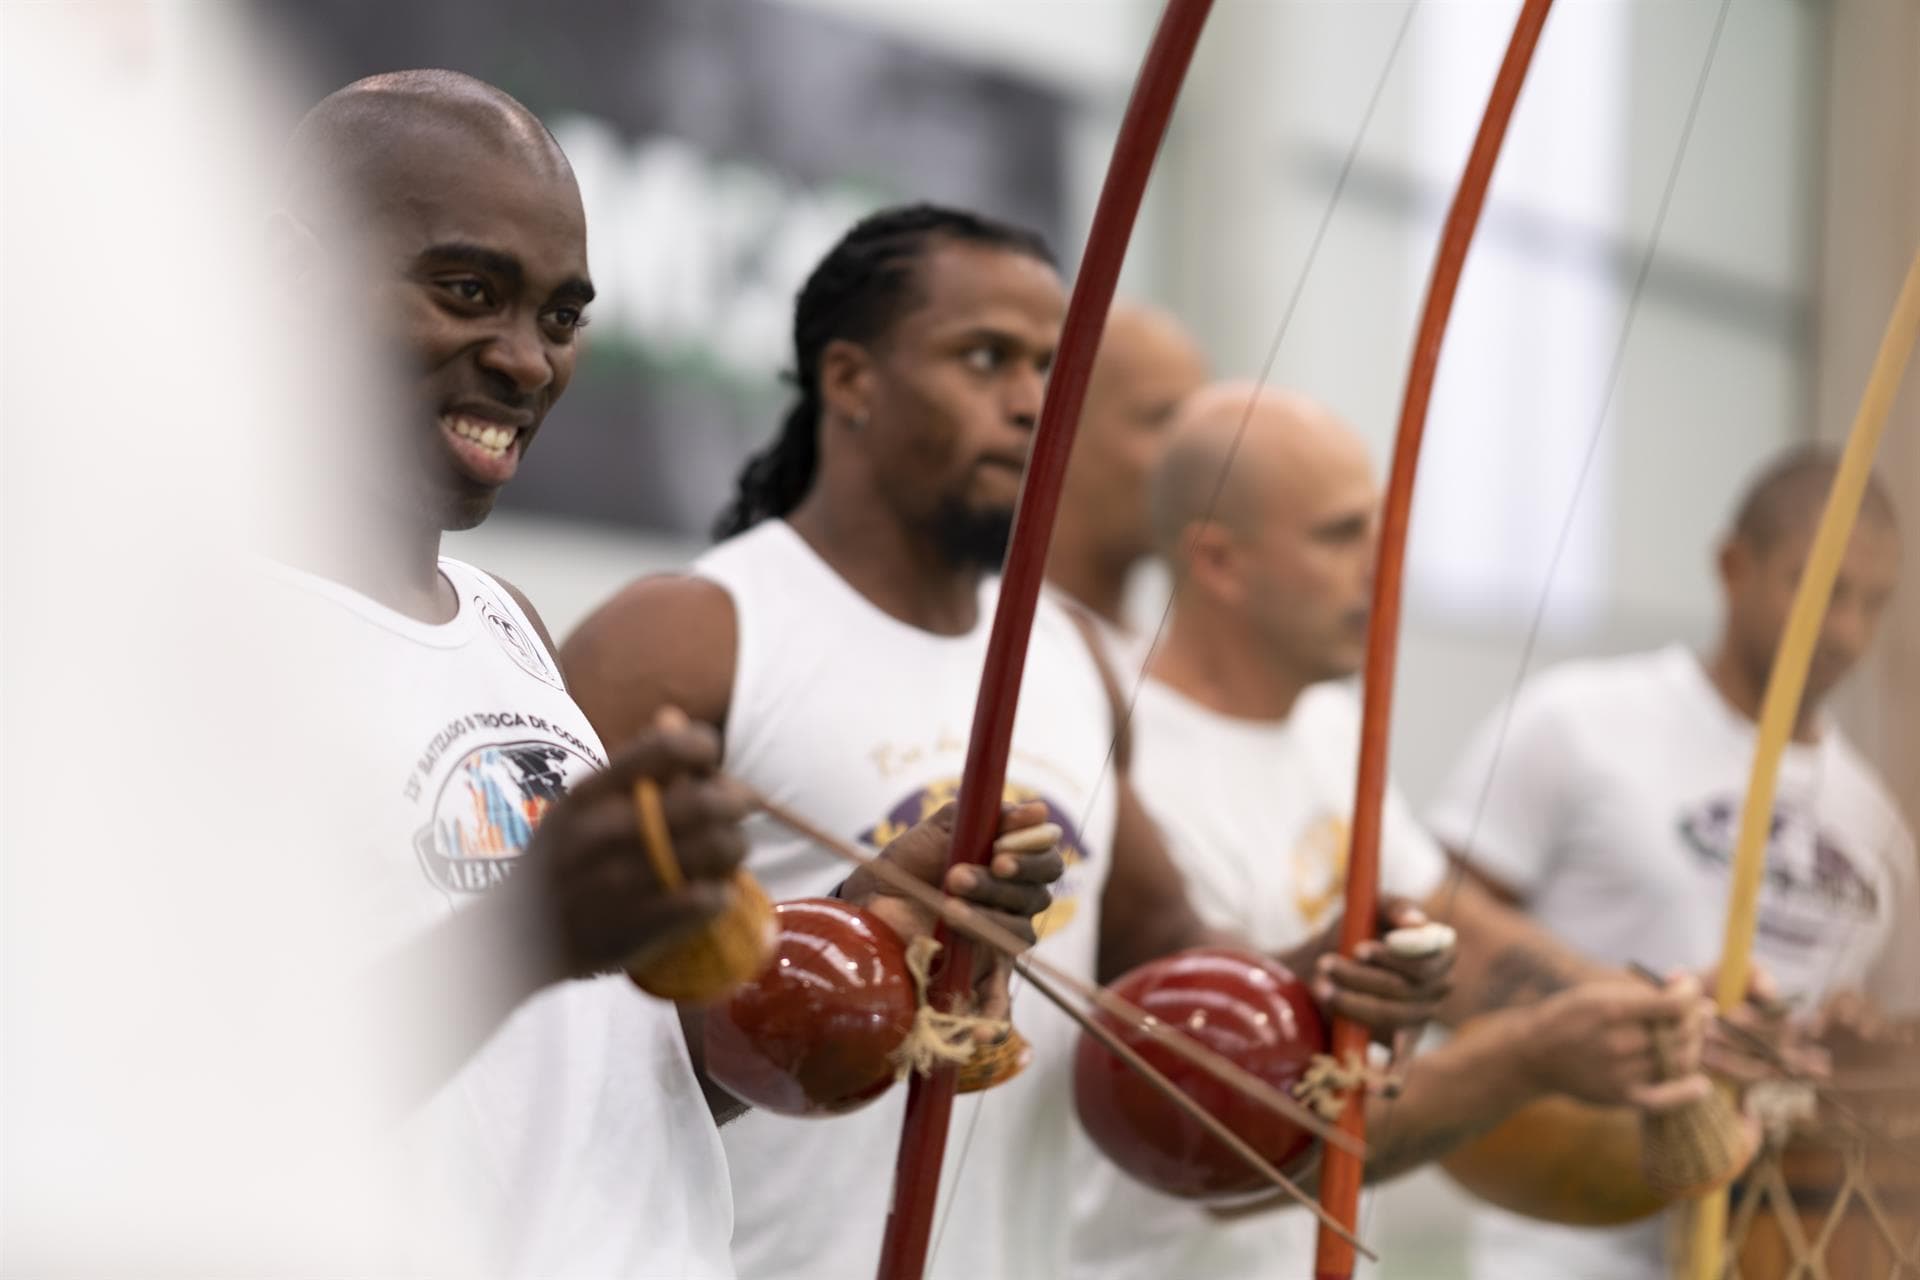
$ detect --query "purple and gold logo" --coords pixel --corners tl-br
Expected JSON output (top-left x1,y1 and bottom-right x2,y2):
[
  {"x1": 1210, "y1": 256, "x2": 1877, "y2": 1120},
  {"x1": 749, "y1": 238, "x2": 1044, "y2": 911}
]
[{"x1": 862, "y1": 778, "x2": 1091, "y2": 939}]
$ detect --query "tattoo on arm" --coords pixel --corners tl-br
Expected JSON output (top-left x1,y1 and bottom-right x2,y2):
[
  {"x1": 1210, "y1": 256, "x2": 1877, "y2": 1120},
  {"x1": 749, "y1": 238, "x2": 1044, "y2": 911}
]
[
  {"x1": 1370, "y1": 1118, "x2": 1478, "y2": 1177},
  {"x1": 1471, "y1": 944, "x2": 1574, "y2": 1015}
]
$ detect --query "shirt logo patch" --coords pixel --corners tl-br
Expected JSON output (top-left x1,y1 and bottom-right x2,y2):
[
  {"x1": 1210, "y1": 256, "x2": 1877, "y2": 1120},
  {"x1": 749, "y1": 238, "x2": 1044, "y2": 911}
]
[
  {"x1": 1677, "y1": 795, "x2": 1880, "y2": 921},
  {"x1": 1290, "y1": 814, "x2": 1351, "y2": 928},
  {"x1": 414, "y1": 739, "x2": 595, "y2": 893},
  {"x1": 862, "y1": 778, "x2": 1090, "y2": 940},
  {"x1": 476, "y1": 591, "x2": 565, "y2": 691}
]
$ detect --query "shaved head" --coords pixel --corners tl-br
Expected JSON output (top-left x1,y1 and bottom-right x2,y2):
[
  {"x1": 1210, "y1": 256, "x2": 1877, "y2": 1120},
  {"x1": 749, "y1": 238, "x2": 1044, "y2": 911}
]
[
  {"x1": 1729, "y1": 443, "x2": 1896, "y2": 553},
  {"x1": 1154, "y1": 382, "x2": 1379, "y2": 683},
  {"x1": 280, "y1": 70, "x2": 593, "y2": 532},
  {"x1": 1095, "y1": 302, "x2": 1208, "y2": 393},
  {"x1": 1151, "y1": 381, "x2": 1370, "y2": 555},
  {"x1": 1050, "y1": 300, "x2": 1210, "y2": 617},
  {"x1": 284, "y1": 70, "x2": 571, "y2": 229}
]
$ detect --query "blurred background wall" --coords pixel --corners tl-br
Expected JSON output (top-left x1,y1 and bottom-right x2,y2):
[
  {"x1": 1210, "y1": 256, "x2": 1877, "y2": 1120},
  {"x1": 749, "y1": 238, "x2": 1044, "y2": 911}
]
[{"x1": 248, "y1": 2, "x2": 1911, "y2": 1273}]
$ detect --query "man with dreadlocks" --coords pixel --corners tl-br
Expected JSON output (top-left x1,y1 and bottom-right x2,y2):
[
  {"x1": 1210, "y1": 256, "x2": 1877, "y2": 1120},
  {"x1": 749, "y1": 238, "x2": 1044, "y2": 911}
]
[{"x1": 562, "y1": 203, "x2": 1554, "y2": 1279}]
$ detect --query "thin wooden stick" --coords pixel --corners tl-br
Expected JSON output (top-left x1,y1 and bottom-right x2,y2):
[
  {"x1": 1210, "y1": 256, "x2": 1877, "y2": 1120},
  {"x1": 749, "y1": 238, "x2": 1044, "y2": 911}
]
[{"x1": 748, "y1": 787, "x2": 1364, "y2": 1162}]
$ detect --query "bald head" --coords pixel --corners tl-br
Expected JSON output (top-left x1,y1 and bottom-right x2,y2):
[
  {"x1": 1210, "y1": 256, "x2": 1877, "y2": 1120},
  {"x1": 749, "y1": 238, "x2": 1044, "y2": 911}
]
[
  {"x1": 1153, "y1": 383, "x2": 1379, "y2": 683},
  {"x1": 1051, "y1": 301, "x2": 1210, "y2": 602},
  {"x1": 280, "y1": 70, "x2": 593, "y2": 533},
  {"x1": 1729, "y1": 442, "x2": 1897, "y2": 554},
  {"x1": 1095, "y1": 302, "x2": 1208, "y2": 389},
  {"x1": 1151, "y1": 382, "x2": 1371, "y2": 556},
  {"x1": 284, "y1": 70, "x2": 571, "y2": 228}
]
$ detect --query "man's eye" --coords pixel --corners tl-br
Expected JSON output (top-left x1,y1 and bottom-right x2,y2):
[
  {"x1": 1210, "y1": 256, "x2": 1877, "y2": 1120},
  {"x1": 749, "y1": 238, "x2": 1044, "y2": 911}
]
[
  {"x1": 543, "y1": 307, "x2": 590, "y2": 341},
  {"x1": 441, "y1": 278, "x2": 489, "y2": 305},
  {"x1": 964, "y1": 346, "x2": 1001, "y2": 373}
]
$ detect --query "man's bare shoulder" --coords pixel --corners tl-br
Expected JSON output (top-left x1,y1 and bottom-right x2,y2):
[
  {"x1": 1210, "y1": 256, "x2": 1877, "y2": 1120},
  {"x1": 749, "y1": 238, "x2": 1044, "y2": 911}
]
[{"x1": 560, "y1": 574, "x2": 738, "y2": 742}]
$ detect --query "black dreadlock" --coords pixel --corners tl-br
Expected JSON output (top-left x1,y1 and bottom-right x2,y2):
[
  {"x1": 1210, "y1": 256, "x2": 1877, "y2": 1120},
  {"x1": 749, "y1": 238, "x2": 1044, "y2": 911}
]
[{"x1": 712, "y1": 203, "x2": 1056, "y2": 541}]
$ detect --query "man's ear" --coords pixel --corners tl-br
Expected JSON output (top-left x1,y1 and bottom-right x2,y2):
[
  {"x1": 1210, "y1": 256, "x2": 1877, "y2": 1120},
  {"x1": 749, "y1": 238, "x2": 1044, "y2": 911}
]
[
  {"x1": 1185, "y1": 521, "x2": 1247, "y2": 608},
  {"x1": 818, "y1": 337, "x2": 875, "y2": 432},
  {"x1": 1715, "y1": 536, "x2": 1745, "y2": 596}
]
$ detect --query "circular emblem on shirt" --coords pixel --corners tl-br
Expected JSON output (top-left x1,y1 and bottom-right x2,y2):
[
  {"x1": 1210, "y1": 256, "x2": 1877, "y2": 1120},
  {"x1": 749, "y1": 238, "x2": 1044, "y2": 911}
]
[
  {"x1": 413, "y1": 739, "x2": 597, "y2": 893},
  {"x1": 475, "y1": 591, "x2": 565, "y2": 691}
]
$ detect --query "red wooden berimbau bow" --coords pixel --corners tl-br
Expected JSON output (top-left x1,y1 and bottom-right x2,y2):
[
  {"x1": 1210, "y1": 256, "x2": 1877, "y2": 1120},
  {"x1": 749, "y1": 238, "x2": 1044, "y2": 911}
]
[
  {"x1": 1312, "y1": 1, "x2": 1557, "y2": 1276},
  {"x1": 875, "y1": 0, "x2": 1560, "y2": 1273},
  {"x1": 872, "y1": 3, "x2": 1216, "y2": 1276}
]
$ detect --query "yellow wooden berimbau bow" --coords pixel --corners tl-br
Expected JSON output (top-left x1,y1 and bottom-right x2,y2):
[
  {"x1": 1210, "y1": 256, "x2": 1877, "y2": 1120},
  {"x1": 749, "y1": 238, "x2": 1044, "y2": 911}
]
[{"x1": 1683, "y1": 246, "x2": 1920, "y2": 1280}]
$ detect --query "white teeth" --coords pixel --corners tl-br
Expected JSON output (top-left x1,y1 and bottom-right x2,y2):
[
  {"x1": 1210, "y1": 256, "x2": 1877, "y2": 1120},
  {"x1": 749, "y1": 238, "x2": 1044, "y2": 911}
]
[{"x1": 446, "y1": 415, "x2": 515, "y2": 456}]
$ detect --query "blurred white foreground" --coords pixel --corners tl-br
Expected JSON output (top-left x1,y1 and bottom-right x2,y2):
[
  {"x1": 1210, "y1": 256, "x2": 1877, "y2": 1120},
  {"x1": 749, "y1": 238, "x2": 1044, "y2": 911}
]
[{"x1": 3, "y1": 6, "x2": 458, "y2": 1274}]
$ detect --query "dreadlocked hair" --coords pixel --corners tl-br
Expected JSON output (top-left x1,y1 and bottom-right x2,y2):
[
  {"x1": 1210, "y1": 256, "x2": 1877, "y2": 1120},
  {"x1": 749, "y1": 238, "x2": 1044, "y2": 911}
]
[{"x1": 712, "y1": 202, "x2": 1057, "y2": 540}]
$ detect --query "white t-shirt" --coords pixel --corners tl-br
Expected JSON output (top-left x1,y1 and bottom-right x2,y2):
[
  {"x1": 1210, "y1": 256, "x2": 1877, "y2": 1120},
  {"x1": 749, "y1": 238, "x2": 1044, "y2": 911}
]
[
  {"x1": 264, "y1": 558, "x2": 736, "y2": 1279},
  {"x1": 695, "y1": 521, "x2": 1120, "y2": 1280},
  {"x1": 1069, "y1": 677, "x2": 1449, "y2": 1280},
  {"x1": 1427, "y1": 643, "x2": 1920, "y2": 1280}
]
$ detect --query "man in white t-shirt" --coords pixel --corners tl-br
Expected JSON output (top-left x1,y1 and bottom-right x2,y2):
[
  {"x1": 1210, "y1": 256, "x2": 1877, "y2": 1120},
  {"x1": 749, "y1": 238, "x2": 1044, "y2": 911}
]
[
  {"x1": 1047, "y1": 299, "x2": 1211, "y2": 668},
  {"x1": 563, "y1": 209, "x2": 1467, "y2": 1280},
  {"x1": 1431, "y1": 444, "x2": 1918, "y2": 1279},
  {"x1": 1068, "y1": 382, "x2": 1720, "y2": 1280},
  {"x1": 255, "y1": 77, "x2": 1070, "y2": 1278}
]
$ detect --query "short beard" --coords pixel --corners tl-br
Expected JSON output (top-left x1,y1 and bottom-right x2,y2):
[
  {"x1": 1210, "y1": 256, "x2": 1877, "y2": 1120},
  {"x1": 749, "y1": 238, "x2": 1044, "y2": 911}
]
[{"x1": 929, "y1": 499, "x2": 1015, "y2": 571}]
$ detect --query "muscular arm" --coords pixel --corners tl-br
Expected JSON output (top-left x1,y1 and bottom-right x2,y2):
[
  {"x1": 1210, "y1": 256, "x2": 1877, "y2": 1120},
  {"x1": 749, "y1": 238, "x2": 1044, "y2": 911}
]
[
  {"x1": 1354, "y1": 1006, "x2": 1550, "y2": 1180},
  {"x1": 1216, "y1": 971, "x2": 1711, "y2": 1217},
  {"x1": 1212, "y1": 1003, "x2": 1552, "y2": 1222},
  {"x1": 560, "y1": 576, "x2": 745, "y2": 1123},
  {"x1": 559, "y1": 574, "x2": 738, "y2": 750},
  {"x1": 1433, "y1": 866, "x2": 1607, "y2": 1024}
]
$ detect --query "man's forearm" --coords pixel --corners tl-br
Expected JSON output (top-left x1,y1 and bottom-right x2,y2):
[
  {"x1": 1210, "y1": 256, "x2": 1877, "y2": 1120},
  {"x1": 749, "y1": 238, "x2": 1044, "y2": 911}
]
[
  {"x1": 1358, "y1": 1008, "x2": 1548, "y2": 1179},
  {"x1": 1434, "y1": 877, "x2": 1605, "y2": 1023},
  {"x1": 1212, "y1": 1004, "x2": 1548, "y2": 1219}
]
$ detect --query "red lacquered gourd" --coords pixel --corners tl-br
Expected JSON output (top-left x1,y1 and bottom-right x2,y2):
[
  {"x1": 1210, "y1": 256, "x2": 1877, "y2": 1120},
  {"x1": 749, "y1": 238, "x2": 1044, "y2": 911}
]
[
  {"x1": 1074, "y1": 947, "x2": 1327, "y2": 1199},
  {"x1": 704, "y1": 898, "x2": 916, "y2": 1117}
]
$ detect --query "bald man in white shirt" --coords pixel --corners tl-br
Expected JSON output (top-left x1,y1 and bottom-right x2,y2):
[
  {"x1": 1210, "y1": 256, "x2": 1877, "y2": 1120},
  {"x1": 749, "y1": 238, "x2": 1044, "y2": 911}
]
[
  {"x1": 1068, "y1": 383, "x2": 1719, "y2": 1280},
  {"x1": 1432, "y1": 445, "x2": 1918, "y2": 1280}
]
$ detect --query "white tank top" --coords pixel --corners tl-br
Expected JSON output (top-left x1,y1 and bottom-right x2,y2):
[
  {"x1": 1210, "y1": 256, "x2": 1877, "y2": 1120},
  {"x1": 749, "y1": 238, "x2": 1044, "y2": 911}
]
[
  {"x1": 263, "y1": 556, "x2": 734, "y2": 1279},
  {"x1": 695, "y1": 520, "x2": 1120, "y2": 1280}
]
